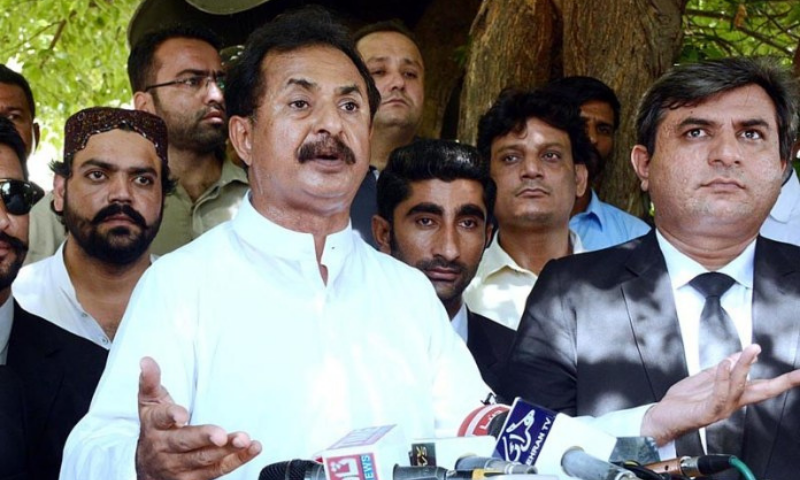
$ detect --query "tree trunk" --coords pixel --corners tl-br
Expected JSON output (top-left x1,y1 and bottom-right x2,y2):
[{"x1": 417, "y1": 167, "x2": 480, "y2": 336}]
[
  {"x1": 414, "y1": 0, "x2": 481, "y2": 139},
  {"x1": 457, "y1": 0, "x2": 562, "y2": 145},
  {"x1": 457, "y1": 0, "x2": 687, "y2": 217},
  {"x1": 561, "y1": 0, "x2": 687, "y2": 217}
]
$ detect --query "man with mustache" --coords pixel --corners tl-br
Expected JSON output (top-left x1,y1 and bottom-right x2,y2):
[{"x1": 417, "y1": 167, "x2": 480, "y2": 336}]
[
  {"x1": 373, "y1": 139, "x2": 514, "y2": 391},
  {"x1": 348, "y1": 21, "x2": 426, "y2": 247},
  {"x1": 62, "y1": 10, "x2": 489, "y2": 480},
  {"x1": 13, "y1": 107, "x2": 173, "y2": 349},
  {"x1": 0, "y1": 116, "x2": 107, "y2": 480},
  {"x1": 26, "y1": 24, "x2": 248, "y2": 263},
  {"x1": 463, "y1": 89, "x2": 589, "y2": 330}
]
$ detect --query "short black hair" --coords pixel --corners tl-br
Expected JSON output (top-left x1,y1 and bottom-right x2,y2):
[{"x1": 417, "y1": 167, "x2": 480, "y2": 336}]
[
  {"x1": 127, "y1": 24, "x2": 223, "y2": 93},
  {"x1": 544, "y1": 76, "x2": 620, "y2": 129},
  {"x1": 225, "y1": 6, "x2": 381, "y2": 121},
  {"x1": 353, "y1": 19, "x2": 420, "y2": 51},
  {"x1": 377, "y1": 139, "x2": 496, "y2": 226},
  {"x1": 477, "y1": 88, "x2": 595, "y2": 169},
  {"x1": 636, "y1": 56, "x2": 799, "y2": 162},
  {"x1": 0, "y1": 117, "x2": 29, "y2": 179},
  {"x1": 0, "y1": 64, "x2": 36, "y2": 119}
]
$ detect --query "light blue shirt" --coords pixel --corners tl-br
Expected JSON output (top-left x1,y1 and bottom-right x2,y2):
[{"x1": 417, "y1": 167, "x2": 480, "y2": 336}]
[{"x1": 569, "y1": 190, "x2": 651, "y2": 251}]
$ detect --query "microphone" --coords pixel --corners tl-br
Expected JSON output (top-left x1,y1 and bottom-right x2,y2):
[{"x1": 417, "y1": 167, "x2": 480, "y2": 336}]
[
  {"x1": 259, "y1": 460, "x2": 326, "y2": 480},
  {"x1": 320, "y1": 425, "x2": 409, "y2": 480},
  {"x1": 459, "y1": 404, "x2": 510, "y2": 437},
  {"x1": 644, "y1": 455, "x2": 734, "y2": 477},
  {"x1": 409, "y1": 437, "x2": 496, "y2": 468},
  {"x1": 492, "y1": 398, "x2": 644, "y2": 480},
  {"x1": 454, "y1": 456, "x2": 537, "y2": 475}
]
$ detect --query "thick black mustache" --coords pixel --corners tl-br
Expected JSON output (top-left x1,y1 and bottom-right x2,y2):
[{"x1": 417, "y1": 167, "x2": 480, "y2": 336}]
[
  {"x1": 298, "y1": 137, "x2": 356, "y2": 165},
  {"x1": 91, "y1": 203, "x2": 147, "y2": 229},
  {"x1": 0, "y1": 231, "x2": 28, "y2": 253}
]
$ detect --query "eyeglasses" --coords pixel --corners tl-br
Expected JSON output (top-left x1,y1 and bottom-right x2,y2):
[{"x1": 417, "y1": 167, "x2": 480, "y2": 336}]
[
  {"x1": 144, "y1": 72, "x2": 226, "y2": 93},
  {"x1": 0, "y1": 179, "x2": 44, "y2": 215}
]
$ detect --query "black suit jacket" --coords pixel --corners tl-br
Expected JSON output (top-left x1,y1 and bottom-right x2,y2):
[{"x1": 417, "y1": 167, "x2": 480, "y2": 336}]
[
  {"x1": 466, "y1": 309, "x2": 515, "y2": 393},
  {"x1": 6, "y1": 302, "x2": 108, "y2": 480},
  {"x1": 502, "y1": 232, "x2": 800, "y2": 480},
  {"x1": 0, "y1": 366, "x2": 28, "y2": 480},
  {"x1": 350, "y1": 168, "x2": 379, "y2": 249}
]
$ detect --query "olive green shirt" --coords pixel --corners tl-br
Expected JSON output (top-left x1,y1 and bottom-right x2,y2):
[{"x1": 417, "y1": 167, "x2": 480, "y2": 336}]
[{"x1": 26, "y1": 159, "x2": 249, "y2": 265}]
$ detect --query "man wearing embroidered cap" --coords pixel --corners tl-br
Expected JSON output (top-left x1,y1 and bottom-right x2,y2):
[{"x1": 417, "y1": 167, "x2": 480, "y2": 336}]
[{"x1": 13, "y1": 107, "x2": 173, "y2": 349}]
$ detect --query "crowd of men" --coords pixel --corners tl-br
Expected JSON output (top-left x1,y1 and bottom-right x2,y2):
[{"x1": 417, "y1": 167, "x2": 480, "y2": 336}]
[{"x1": 1, "y1": 5, "x2": 800, "y2": 480}]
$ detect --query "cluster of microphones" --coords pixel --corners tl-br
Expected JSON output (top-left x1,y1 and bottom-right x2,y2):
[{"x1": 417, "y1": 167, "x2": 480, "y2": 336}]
[{"x1": 258, "y1": 398, "x2": 750, "y2": 480}]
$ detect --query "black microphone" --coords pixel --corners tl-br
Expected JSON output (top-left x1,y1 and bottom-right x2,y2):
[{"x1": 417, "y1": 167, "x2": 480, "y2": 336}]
[
  {"x1": 454, "y1": 456, "x2": 537, "y2": 475},
  {"x1": 259, "y1": 460, "x2": 326, "y2": 480},
  {"x1": 644, "y1": 455, "x2": 734, "y2": 477}
]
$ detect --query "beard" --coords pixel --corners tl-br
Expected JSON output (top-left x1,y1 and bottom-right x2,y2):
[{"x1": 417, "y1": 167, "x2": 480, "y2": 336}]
[
  {"x1": 153, "y1": 95, "x2": 227, "y2": 154},
  {"x1": 0, "y1": 231, "x2": 28, "y2": 290},
  {"x1": 63, "y1": 198, "x2": 161, "y2": 266}
]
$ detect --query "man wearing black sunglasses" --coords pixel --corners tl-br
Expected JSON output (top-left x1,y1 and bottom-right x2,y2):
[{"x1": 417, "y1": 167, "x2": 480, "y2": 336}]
[
  {"x1": 14, "y1": 107, "x2": 173, "y2": 351},
  {"x1": 0, "y1": 116, "x2": 107, "y2": 480},
  {"x1": 26, "y1": 24, "x2": 249, "y2": 264}
]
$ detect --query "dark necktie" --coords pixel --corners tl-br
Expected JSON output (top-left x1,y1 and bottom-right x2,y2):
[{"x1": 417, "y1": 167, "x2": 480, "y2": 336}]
[{"x1": 689, "y1": 272, "x2": 744, "y2": 462}]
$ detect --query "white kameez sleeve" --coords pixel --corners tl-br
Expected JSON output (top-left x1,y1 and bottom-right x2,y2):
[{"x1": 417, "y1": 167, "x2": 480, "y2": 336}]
[{"x1": 60, "y1": 256, "x2": 200, "y2": 480}]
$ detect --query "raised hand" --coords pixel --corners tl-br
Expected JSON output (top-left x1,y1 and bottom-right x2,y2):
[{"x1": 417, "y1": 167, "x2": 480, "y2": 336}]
[{"x1": 136, "y1": 357, "x2": 262, "y2": 480}]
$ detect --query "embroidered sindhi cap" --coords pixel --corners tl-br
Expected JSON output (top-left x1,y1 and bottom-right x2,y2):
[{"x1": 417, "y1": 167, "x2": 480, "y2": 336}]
[{"x1": 64, "y1": 107, "x2": 168, "y2": 164}]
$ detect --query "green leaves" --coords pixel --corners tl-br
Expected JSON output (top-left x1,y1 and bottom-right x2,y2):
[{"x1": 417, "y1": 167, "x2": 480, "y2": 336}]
[{"x1": 0, "y1": 0, "x2": 139, "y2": 152}]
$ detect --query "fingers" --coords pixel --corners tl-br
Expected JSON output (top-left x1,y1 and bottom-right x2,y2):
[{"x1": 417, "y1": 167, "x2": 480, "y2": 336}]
[
  {"x1": 139, "y1": 356, "x2": 163, "y2": 400},
  {"x1": 148, "y1": 403, "x2": 190, "y2": 430},
  {"x1": 163, "y1": 425, "x2": 231, "y2": 452},
  {"x1": 213, "y1": 439, "x2": 262, "y2": 478}
]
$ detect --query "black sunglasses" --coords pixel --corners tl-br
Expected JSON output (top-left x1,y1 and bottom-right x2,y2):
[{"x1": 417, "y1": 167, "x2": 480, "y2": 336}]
[{"x1": 0, "y1": 179, "x2": 44, "y2": 215}]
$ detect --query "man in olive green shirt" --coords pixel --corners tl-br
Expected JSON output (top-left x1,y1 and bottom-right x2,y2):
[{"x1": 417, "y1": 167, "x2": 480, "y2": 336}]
[{"x1": 26, "y1": 24, "x2": 248, "y2": 264}]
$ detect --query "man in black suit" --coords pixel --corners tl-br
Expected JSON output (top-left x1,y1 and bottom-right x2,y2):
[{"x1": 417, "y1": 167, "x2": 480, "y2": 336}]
[
  {"x1": 503, "y1": 57, "x2": 800, "y2": 479},
  {"x1": 0, "y1": 117, "x2": 107, "y2": 480},
  {"x1": 373, "y1": 139, "x2": 515, "y2": 390}
]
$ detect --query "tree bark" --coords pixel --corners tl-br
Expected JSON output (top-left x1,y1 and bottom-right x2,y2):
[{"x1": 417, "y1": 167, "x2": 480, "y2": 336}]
[
  {"x1": 457, "y1": 0, "x2": 687, "y2": 217},
  {"x1": 560, "y1": 0, "x2": 687, "y2": 216},
  {"x1": 457, "y1": 0, "x2": 562, "y2": 145},
  {"x1": 414, "y1": 0, "x2": 481, "y2": 139}
]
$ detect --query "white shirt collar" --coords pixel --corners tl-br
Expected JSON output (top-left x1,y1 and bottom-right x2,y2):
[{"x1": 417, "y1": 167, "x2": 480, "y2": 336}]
[
  {"x1": 477, "y1": 229, "x2": 584, "y2": 279},
  {"x1": 451, "y1": 303, "x2": 469, "y2": 343},
  {"x1": 0, "y1": 295, "x2": 16, "y2": 365},
  {"x1": 656, "y1": 229, "x2": 755, "y2": 291},
  {"x1": 233, "y1": 193, "x2": 356, "y2": 285}
]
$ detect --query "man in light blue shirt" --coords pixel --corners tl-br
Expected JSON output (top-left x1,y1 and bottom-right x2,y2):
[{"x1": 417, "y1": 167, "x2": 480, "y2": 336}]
[{"x1": 546, "y1": 76, "x2": 650, "y2": 251}]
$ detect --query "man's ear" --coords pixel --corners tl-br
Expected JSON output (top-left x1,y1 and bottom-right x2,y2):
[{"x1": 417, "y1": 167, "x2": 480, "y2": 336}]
[
  {"x1": 228, "y1": 115, "x2": 254, "y2": 168},
  {"x1": 574, "y1": 163, "x2": 588, "y2": 198},
  {"x1": 32, "y1": 122, "x2": 40, "y2": 153},
  {"x1": 371, "y1": 215, "x2": 392, "y2": 254},
  {"x1": 630, "y1": 145, "x2": 652, "y2": 192},
  {"x1": 133, "y1": 91, "x2": 156, "y2": 114},
  {"x1": 484, "y1": 220, "x2": 494, "y2": 249},
  {"x1": 52, "y1": 175, "x2": 66, "y2": 215}
]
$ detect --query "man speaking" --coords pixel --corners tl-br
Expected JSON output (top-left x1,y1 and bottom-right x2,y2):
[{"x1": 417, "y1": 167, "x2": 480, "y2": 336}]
[{"x1": 61, "y1": 9, "x2": 490, "y2": 480}]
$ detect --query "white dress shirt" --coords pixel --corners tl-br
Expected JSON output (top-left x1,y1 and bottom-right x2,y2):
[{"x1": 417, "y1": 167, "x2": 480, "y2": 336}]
[
  {"x1": 464, "y1": 230, "x2": 584, "y2": 330},
  {"x1": 61, "y1": 195, "x2": 490, "y2": 480},
  {"x1": 0, "y1": 296, "x2": 16, "y2": 365},
  {"x1": 451, "y1": 303, "x2": 469, "y2": 343},
  {"x1": 13, "y1": 242, "x2": 158, "y2": 350}
]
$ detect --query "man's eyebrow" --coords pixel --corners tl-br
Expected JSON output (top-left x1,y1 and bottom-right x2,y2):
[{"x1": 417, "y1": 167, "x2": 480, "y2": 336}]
[
  {"x1": 78, "y1": 158, "x2": 117, "y2": 171},
  {"x1": 406, "y1": 202, "x2": 444, "y2": 217},
  {"x1": 172, "y1": 69, "x2": 213, "y2": 78},
  {"x1": 677, "y1": 117, "x2": 715, "y2": 128},
  {"x1": 457, "y1": 204, "x2": 487, "y2": 220},
  {"x1": 400, "y1": 58, "x2": 423, "y2": 69},
  {"x1": 338, "y1": 84, "x2": 363, "y2": 97},
  {"x1": 286, "y1": 78, "x2": 317, "y2": 91},
  {"x1": 740, "y1": 118, "x2": 771, "y2": 130}
]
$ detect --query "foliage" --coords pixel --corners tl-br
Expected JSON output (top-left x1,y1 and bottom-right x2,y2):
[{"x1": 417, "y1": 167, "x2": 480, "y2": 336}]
[
  {"x1": 0, "y1": 0, "x2": 140, "y2": 157},
  {"x1": 682, "y1": 0, "x2": 800, "y2": 64}
]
